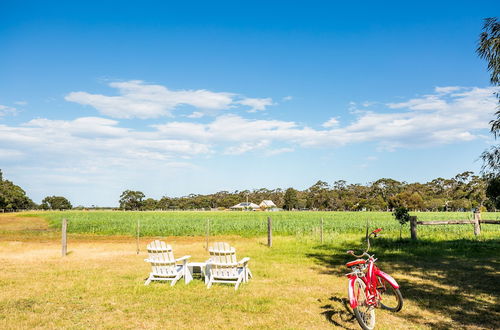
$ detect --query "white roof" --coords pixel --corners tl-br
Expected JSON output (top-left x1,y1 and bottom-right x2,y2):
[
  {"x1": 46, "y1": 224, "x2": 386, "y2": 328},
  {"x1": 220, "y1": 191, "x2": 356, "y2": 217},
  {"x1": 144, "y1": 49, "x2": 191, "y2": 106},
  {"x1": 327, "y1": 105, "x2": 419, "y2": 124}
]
[
  {"x1": 259, "y1": 200, "x2": 276, "y2": 207},
  {"x1": 230, "y1": 202, "x2": 260, "y2": 209}
]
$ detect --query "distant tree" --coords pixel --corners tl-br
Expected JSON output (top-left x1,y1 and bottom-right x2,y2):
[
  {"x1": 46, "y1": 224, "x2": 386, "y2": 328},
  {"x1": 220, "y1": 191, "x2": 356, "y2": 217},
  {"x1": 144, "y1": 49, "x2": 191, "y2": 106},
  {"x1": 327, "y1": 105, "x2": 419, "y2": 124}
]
[
  {"x1": 142, "y1": 198, "x2": 158, "y2": 211},
  {"x1": 392, "y1": 207, "x2": 410, "y2": 239},
  {"x1": 389, "y1": 191, "x2": 424, "y2": 211},
  {"x1": 157, "y1": 196, "x2": 172, "y2": 210},
  {"x1": 41, "y1": 196, "x2": 72, "y2": 210},
  {"x1": 283, "y1": 188, "x2": 299, "y2": 210},
  {"x1": 371, "y1": 178, "x2": 403, "y2": 211},
  {"x1": 0, "y1": 170, "x2": 35, "y2": 211},
  {"x1": 306, "y1": 180, "x2": 330, "y2": 210},
  {"x1": 119, "y1": 190, "x2": 145, "y2": 210},
  {"x1": 465, "y1": 175, "x2": 488, "y2": 208}
]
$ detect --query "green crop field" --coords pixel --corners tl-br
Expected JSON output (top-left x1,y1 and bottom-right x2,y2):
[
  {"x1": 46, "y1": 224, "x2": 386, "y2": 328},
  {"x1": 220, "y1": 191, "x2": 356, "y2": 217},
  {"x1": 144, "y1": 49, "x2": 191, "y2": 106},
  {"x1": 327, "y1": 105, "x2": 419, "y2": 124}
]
[{"x1": 31, "y1": 210, "x2": 500, "y2": 239}]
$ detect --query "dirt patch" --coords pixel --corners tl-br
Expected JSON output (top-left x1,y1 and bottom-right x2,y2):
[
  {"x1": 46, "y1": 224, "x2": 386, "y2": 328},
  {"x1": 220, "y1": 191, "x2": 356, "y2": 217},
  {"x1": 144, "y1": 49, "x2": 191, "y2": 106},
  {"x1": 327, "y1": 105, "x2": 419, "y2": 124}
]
[{"x1": 0, "y1": 214, "x2": 48, "y2": 231}]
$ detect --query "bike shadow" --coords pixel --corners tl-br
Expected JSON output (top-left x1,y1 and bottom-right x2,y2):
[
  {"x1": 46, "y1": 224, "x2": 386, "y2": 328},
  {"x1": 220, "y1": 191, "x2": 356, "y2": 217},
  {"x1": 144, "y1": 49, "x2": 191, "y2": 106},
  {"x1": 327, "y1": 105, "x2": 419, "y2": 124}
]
[
  {"x1": 319, "y1": 295, "x2": 357, "y2": 329},
  {"x1": 307, "y1": 237, "x2": 500, "y2": 329}
]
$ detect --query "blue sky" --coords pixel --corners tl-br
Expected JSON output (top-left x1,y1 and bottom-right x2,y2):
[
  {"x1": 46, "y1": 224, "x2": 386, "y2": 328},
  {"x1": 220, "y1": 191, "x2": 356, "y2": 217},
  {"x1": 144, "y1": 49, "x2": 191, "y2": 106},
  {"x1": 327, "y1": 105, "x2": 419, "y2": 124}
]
[{"x1": 1, "y1": 1, "x2": 499, "y2": 206}]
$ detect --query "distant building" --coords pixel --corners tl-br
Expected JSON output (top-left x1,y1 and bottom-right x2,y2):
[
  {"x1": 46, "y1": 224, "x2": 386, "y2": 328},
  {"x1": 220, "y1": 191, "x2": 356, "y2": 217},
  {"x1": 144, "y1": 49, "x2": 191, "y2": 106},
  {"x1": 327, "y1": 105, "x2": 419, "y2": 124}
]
[
  {"x1": 259, "y1": 200, "x2": 277, "y2": 209},
  {"x1": 230, "y1": 202, "x2": 260, "y2": 211},
  {"x1": 259, "y1": 200, "x2": 281, "y2": 211}
]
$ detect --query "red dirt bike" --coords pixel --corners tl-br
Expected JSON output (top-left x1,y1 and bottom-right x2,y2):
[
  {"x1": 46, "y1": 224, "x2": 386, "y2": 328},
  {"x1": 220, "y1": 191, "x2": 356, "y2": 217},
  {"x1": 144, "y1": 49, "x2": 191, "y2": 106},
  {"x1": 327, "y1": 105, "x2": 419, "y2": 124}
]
[{"x1": 346, "y1": 228, "x2": 403, "y2": 330}]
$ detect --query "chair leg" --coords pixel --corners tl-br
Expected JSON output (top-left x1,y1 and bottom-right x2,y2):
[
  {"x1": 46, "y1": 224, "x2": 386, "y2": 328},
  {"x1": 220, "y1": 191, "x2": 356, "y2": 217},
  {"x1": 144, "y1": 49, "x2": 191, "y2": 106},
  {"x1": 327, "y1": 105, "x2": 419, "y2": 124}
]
[
  {"x1": 144, "y1": 274, "x2": 153, "y2": 285},
  {"x1": 171, "y1": 272, "x2": 182, "y2": 286},
  {"x1": 207, "y1": 275, "x2": 213, "y2": 288},
  {"x1": 235, "y1": 276, "x2": 243, "y2": 290},
  {"x1": 184, "y1": 264, "x2": 193, "y2": 284}
]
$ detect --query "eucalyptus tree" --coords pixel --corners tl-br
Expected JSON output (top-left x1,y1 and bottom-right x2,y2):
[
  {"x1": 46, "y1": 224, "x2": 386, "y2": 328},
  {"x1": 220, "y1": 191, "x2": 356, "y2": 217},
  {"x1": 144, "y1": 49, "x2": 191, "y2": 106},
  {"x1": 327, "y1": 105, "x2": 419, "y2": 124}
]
[
  {"x1": 0, "y1": 169, "x2": 35, "y2": 211},
  {"x1": 119, "y1": 190, "x2": 145, "y2": 210},
  {"x1": 283, "y1": 188, "x2": 299, "y2": 210},
  {"x1": 41, "y1": 196, "x2": 72, "y2": 210},
  {"x1": 478, "y1": 17, "x2": 500, "y2": 173}
]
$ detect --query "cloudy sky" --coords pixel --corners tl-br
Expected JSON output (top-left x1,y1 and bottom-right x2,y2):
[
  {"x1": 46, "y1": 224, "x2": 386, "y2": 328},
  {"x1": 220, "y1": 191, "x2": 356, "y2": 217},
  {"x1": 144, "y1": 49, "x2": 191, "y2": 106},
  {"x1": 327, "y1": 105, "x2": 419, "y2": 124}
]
[{"x1": 1, "y1": 1, "x2": 499, "y2": 206}]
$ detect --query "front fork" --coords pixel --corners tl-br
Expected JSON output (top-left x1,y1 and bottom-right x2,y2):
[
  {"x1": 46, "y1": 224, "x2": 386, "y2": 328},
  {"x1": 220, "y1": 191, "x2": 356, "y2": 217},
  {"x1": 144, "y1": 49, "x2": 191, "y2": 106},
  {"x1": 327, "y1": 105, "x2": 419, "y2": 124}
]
[
  {"x1": 348, "y1": 274, "x2": 375, "y2": 309},
  {"x1": 348, "y1": 267, "x2": 400, "y2": 310},
  {"x1": 347, "y1": 275, "x2": 360, "y2": 309}
]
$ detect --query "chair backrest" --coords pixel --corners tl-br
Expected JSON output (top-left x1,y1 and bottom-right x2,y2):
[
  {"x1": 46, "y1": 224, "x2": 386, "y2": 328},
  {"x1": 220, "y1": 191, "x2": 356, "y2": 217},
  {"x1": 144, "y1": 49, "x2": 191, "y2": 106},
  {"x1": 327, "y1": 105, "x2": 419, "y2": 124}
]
[
  {"x1": 146, "y1": 240, "x2": 177, "y2": 275},
  {"x1": 208, "y1": 242, "x2": 238, "y2": 277}
]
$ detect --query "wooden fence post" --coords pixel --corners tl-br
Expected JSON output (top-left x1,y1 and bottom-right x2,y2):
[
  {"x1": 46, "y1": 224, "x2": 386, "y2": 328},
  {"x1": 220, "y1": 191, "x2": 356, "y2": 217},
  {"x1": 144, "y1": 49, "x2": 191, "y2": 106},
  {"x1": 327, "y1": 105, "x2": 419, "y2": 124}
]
[
  {"x1": 474, "y1": 211, "x2": 481, "y2": 236},
  {"x1": 409, "y1": 216, "x2": 417, "y2": 241},
  {"x1": 320, "y1": 217, "x2": 324, "y2": 244},
  {"x1": 267, "y1": 216, "x2": 272, "y2": 247},
  {"x1": 136, "y1": 219, "x2": 140, "y2": 254},
  {"x1": 205, "y1": 219, "x2": 210, "y2": 250},
  {"x1": 61, "y1": 218, "x2": 68, "y2": 257}
]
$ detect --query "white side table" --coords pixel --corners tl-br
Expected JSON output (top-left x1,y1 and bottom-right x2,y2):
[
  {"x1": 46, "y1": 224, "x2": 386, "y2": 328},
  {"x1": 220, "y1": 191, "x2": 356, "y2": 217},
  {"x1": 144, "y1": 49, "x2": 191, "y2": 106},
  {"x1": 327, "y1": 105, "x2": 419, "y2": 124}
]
[{"x1": 187, "y1": 262, "x2": 208, "y2": 284}]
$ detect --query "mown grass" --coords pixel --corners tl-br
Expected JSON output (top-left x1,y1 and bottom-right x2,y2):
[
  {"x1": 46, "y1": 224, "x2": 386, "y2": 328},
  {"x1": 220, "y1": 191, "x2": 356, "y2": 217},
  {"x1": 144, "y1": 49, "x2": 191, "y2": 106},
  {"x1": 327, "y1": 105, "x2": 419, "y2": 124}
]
[
  {"x1": 1, "y1": 212, "x2": 499, "y2": 329},
  {"x1": 30, "y1": 210, "x2": 500, "y2": 240}
]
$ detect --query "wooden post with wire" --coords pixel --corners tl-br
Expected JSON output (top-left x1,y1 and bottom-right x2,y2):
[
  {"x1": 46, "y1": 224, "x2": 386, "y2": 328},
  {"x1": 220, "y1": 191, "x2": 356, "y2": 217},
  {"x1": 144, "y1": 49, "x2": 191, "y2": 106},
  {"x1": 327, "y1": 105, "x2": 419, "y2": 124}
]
[
  {"x1": 205, "y1": 219, "x2": 210, "y2": 250},
  {"x1": 410, "y1": 216, "x2": 418, "y2": 240},
  {"x1": 267, "y1": 216, "x2": 272, "y2": 247},
  {"x1": 474, "y1": 210, "x2": 481, "y2": 236},
  {"x1": 61, "y1": 218, "x2": 68, "y2": 257},
  {"x1": 365, "y1": 220, "x2": 369, "y2": 241},
  {"x1": 320, "y1": 217, "x2": 324, "y2": 243},
  {"x1": 136, "y1": 219, "x2": 140, "y2": 254}
]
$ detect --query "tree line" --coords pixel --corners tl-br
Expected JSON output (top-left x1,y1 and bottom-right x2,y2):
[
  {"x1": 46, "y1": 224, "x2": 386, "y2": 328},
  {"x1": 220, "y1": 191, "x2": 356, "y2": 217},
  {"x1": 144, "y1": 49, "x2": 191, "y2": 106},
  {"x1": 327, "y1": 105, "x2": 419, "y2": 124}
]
[
  {"x1": 119, "y1": 171, "x2": 499, "y2": 211},
  {"x1": 1, "y1": 168, "x2": 499, "y2": 212}
]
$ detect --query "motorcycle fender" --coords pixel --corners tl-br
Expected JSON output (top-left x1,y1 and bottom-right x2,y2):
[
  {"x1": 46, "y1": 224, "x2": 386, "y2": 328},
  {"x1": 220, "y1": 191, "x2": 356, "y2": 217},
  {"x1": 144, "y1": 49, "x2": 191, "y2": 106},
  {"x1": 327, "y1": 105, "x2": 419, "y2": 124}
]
[
  {"x1": 347, "y1": 276, "x2": 358, "y2": 309},
  {"x1": 376, "y1": 270, "x2": 400, "y2": 289}
]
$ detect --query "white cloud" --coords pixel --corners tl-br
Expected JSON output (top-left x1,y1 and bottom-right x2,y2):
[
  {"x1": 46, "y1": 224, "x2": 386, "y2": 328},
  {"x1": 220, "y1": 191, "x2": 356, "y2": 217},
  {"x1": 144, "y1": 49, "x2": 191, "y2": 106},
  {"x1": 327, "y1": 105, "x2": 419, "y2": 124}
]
[
  {"x1": 0, "y1": 116, "x2": 212, "y2": 173},
  {"x1": 65, "y1": 80, "x2": 274, "y2": 119},
  {"x1": 0, "y1": 148, "x2": 24, "y2": 160},
  {"x1": 24, "y1": 117, "x2": 130, "y2": 137},
  {"x1": 154, "y1": 86, "x2": 498, "y2": 151},
  {"x1": 435, "y1": 86, "x2": 462, "y2": 94},
  {"x1": 3, "y1": 86, "x2": 498, "y2": 164},
  {"x1": 388, "y1": 94, "x2": 448, "y2": 111},
  {"x1": 224, "y1": 140, "x2": 270, "y2": 155},
  {"x1": 322, "y1": 117, "x2": 340, "y2": 128},
  {"x1": 0, "y1": 105, "x2": 18, "y2": 117},
  {"x1": 14, "y1": 101, "x2": 28, "y2": 106},
  {"x1": 237, "y1": 97, "x2": 274, "y2": 112},
  {"x1": 186, "y1": 111, "x2": 204, "y2": 118},
  {"x1": 265, "y1": 147, "x2": 295, "y2": 156}
]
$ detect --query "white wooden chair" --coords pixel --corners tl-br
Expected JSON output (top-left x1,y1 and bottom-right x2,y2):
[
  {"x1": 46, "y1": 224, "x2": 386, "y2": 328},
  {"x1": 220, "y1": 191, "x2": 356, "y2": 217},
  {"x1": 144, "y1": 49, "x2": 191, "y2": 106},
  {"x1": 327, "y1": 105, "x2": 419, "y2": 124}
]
[
  {"x1": 206, "y1": 242, "x2": 252, "y2": 290},
  {"x1": 144, "y1": 240, "x2": 192, "y2": 286}
]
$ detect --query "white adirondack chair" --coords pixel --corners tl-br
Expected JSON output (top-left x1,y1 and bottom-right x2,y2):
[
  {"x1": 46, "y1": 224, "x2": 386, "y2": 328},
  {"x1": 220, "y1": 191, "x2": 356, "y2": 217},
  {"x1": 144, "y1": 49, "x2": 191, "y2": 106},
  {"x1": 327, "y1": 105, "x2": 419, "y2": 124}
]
[
  {"x1": 206, "y1": 242, "x2": 252, "y2": 290},
  {"x1": 144, "y1": 240, "x2": 192, "y2": 286}
]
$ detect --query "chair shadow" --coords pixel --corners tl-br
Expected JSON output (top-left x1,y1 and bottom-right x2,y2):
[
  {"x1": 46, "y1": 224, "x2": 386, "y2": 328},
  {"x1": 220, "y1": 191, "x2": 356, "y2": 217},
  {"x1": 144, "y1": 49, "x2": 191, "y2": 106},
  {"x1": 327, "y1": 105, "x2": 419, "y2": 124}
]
[{"x1": 307, "y1": 237, "x2": 500, "y2": 329}]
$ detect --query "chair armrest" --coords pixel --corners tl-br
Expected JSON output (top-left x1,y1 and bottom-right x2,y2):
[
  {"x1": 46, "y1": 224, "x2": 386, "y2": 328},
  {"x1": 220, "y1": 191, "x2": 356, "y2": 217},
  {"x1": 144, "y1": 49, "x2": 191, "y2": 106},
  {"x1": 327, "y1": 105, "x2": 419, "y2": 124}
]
[
  {"x1": 238, "y1": 257, "x2": 250, "y2": 265},
  {"x1": 175, "y1": 255, "x2": 191, "y2": 262},
  {"x1": 144, "y1": 259, "x2": 176, "y2": 265},
  {"x1": 207, "y1": 262, "x2": 239, "y2": 267}
]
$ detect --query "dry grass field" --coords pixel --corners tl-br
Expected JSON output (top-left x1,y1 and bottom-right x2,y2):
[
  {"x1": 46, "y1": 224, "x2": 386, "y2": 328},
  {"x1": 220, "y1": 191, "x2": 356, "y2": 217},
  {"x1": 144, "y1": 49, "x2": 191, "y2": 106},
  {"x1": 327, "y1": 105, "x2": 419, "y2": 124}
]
[{"x1": 0, "y1": 213, "x2": 498, "y2": 329}]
